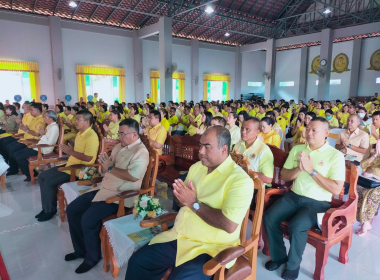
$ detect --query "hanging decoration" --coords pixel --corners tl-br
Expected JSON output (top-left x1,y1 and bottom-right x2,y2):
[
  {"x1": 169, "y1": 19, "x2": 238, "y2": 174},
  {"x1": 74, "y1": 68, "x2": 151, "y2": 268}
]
[
  {"x1": 367, "y1": 49, "x2": 380, "y2": 71},
  {"x1": 309, "y1": 55, "x2": 320, "y2": 75},
  {"x1": 331, "y1": 53, "x2": 350, "y2": 73}
]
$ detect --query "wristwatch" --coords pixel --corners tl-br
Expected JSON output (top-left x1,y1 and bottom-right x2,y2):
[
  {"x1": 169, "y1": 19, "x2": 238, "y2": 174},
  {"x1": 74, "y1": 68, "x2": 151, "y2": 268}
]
[
  {"x1": 108, "y1": 166, "x2": 114, "y2": 173},
  {"x1": 310, "y1": 169, "x2": 318, "y2": 177},
  {"x1": 347, "y1": 144, "x2": 352, "y2": 148},
  {"x1": 192, "y1": 202, "x2": 200, "y2": 212}
]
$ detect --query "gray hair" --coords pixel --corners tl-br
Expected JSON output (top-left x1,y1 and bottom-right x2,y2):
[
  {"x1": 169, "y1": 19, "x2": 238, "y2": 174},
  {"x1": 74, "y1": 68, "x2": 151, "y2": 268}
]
[
  {"x1": 205, "y1": 126, "x2": 231, "y2": 153},
  {"x1": 46, "y1": 110, "x2": 57, "y2": 122}
]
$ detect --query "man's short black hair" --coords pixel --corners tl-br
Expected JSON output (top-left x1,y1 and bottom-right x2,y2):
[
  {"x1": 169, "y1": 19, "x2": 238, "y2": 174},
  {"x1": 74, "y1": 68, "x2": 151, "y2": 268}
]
[
  {"x1": 150, "y1": 110, "x2": 161, "y2": 122},
  {"x1": 56, "y1": 104, "x2": 63, "y2": 113},
  {"x1": 120, "y1": 118, "x2": 139, "y2": 134},
  {"x1": 205, "y1": 126, "x2": 231, "y2": 153},
  {"x1": 244, "y1": 116, "x2": 260, "y2": 125},
  {"x1": 77, "y1": 110, "x2": 94, "y2": 125},
  {"x1": 325, "y1": 109, "x2": 333, "y2": 115},
  {"x1": 31, "y1": 102, "x2": 42, "y2": 113},
  {"x1": 42, "y1": 104, "x2": 49, "y2": 110},
  {"x1": 311, "y1": 117, "x2": 329, "y2": 128}
]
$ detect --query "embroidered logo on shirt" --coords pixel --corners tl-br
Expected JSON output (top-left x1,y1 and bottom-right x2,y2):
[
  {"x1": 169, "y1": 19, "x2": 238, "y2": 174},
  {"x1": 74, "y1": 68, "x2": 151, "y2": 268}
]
[
  {"x1": 250, "y1": 154, "x2": 256, "y2": 159},
  {"x1": 318, "y1": 160, "x2": 324, "y2": 166}
]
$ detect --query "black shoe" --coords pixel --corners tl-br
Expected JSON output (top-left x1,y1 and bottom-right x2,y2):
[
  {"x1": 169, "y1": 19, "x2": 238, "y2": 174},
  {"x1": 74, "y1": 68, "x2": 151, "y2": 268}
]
[
  {"x1": 6, "y1": 170, "x2": 18, "y2": 176},
  {"x1": 35, "y1": 210, "x2": 45, "y2": 219},
  {"x1": 65, "y1": 253, "x2": 80, "y2": 261},
  {"x1": 265, "y1": 258, "x2": 288, "y2": 271},
  {"x1": 75, "y1": 262, "x2": 95, "y2": 274},
  {"x1": 33, "y1": 170, "x2": 39, "y2": 178},
  {"x1": 37, "y1": 211, "x2": 57, "y2": 222},
  {"x1": 281, "y1": 266, "x2": 300, "y2": 280}
]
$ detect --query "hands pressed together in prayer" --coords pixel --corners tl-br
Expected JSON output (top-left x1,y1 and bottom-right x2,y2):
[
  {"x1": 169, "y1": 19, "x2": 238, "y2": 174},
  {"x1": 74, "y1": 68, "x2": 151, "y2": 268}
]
[
  {"x1": 298, "y1": 151, "x2": 314, "y2": 174},
  {"x1": 19, "y1": 123, "x2": 29, "y2": 132},
  {"x1": 98, "y1": 152, "x2": 114, "y2": 171},
  {"x1": 38, "y1": 126, "x2": 46, "y2": 136},
  {"x1": 173, "y1": 179, "x2": 197, "y2": 209},
  {"x1": 60, "y1": 143, "x2": 74, "y2": 155},
  {"x1": 14, "y1": 116, "x2": 21, "y2": 124}
]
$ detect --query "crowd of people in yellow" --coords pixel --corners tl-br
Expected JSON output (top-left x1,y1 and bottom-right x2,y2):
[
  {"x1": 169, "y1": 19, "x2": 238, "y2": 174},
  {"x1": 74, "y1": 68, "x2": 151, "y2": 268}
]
[{"x1": 0, "y1": 91, "x2": 379, "y2": 280}]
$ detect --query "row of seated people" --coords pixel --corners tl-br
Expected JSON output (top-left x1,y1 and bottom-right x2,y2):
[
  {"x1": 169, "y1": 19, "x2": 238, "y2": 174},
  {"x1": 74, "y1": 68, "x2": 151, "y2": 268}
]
[{"x1": 0, "y1": 96, "x2": 367, "y2": 280}]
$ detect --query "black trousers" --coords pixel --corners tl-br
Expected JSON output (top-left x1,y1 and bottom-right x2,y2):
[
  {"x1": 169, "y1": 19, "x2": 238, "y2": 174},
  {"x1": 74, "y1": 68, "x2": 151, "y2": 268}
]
[
  {"x1": 14, "y1": 148, "x2": 38, "y2": 179},
  {"x1": 38, "y1": 166, "x2": 71, "y2": 213},
  {"x1": 0, "y1": 136, "x2": 16, "y2": 158},
  {"x1": 67, "y1": 190, "x2": 118, "y2": 266},
  {"x1": 126, "y1": 240, "x2": 212, "y2": 280},
  {"x1": 171, "y1": 130, "x2": 186, "y2": 136},
  {"x1": 263, "y1": 191, "x2": 330, "y2": 270},
  {"x1": 5, "y1": 141, "x2": 26, "y2": 165}
]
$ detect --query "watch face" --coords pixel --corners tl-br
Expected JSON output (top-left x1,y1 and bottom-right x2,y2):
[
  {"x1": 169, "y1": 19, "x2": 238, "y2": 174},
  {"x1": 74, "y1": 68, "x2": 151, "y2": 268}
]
[
  {"x1": 193, "y1": 202, "x2": 200, "y2": 210},
  {"x1": 320, "y1": 59, "x2": 327, "y2": 66}
]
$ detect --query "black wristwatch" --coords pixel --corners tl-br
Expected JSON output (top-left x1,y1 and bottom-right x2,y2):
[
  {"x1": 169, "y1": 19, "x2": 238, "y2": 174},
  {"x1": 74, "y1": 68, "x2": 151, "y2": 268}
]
[
  {"x1": 108, "y1": 166, "x2": 114, "y2": 173},
  {"x1": 347, "y1": 144, "x2": 352, "y2": 148}
]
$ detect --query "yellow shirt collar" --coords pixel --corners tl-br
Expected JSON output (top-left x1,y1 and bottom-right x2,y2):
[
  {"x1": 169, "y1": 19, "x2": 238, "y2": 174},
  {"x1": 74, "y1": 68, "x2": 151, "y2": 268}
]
[
  {"x1": 214, "y1": 155, "x2": 233, "y2": 175},
  {"x1": 78, "y1": 126, "x2": 92, "y2": 138},
  {"x1": 306, "y1": 141, "x2": 330, "y2": 152}
]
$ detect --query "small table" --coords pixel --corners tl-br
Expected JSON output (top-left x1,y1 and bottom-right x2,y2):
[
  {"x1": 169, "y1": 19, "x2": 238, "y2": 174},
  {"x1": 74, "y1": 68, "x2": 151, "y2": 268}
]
[{"x1": 60, "y1": 181, "x2": 95, "y2": 205}]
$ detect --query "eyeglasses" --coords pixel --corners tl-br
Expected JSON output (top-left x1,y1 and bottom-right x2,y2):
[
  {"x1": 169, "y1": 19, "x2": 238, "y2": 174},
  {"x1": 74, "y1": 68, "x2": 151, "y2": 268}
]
[{"x1": 117, "y1": 132, "x2": 134, "y2": 138}]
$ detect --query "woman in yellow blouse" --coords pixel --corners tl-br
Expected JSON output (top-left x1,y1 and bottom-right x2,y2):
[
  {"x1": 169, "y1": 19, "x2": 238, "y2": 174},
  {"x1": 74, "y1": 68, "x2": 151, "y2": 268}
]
[
  {"x1": 369, "y1": 103, "x2": 377, "y2": 116},
  {"x1": 97, "y1": 104, "x2": 109, "y2": 123},
  {"x1": 213, "y1": 105, "x2": 224, "y2": 118},
  {"x1": 159, "y1": 109, "x2": 170, "y2": 131},
  {"x1": 315, "y1": 101, "x2": 325, "y2": 118},
  {"x1": 103, "y1": 110, "x2": 121, "y2": 140},
  {"x1": 338, "y1": 105, "x2": 349, "y2": 127},
  {"x1": 259, "y1": 117, "x2": 281, "y2": 148},
  {"x1": 128, "y1": 105, "x2": 141, "y2": 124},
  {"x1": 63, "y1": 107, "x2": 79, "y2": 144},
  {"x1": 196, "y1": 111, "x2": 213, "y2": 135},
  {"x1": 226, "y1": 111, "x2": 241, "y2": 149}
]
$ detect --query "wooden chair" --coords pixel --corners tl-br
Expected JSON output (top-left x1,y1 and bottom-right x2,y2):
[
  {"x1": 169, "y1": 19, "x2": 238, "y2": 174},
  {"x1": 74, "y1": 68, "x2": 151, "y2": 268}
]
[
  {"x1": 267, "y1": 162, "x2": 359, "y2": 280},
  {"x1": 140, "y1": 151, "x2": 265, "y2": 280},
  {"x1": 260, "y1": 145, "x2": 291, "y2": 255},
  {"x1": 27, "y1": 117, "x2": 66, "y2": 184},
  {"x1": 0, "y1": 173, "x2": 5, "y2": 189},
  {"x1": 158, "y1": 133, "x2": 174, "y2": 172},
  {"x1": 156, "y1": 134, "x2": 201, "y2": 186},
  {"x1": 56, "y1": 124, "x2": 104, "y2": 222},
  {"x1": 73, "y1": 133, "x2": 159, "y2": 277}
]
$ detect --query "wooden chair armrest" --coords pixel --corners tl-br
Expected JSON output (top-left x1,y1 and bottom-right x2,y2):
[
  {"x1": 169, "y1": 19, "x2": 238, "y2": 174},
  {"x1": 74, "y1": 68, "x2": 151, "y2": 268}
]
[
  {"x1": 76, "y1": 180, "x2": 93, "y2": 186},
  {"x1": 203, "y1": 234, "x2": 260, "y2": 276},
  {"x1": 91, "y1": 176, "x2": 104, "y2": 184},
  {"x1": 321, "y1": 198, "x2": 356, "y2": 238},
  {"x1": 28, "y1": 144, "x2": 58, "y2": 149},
  {"x1": 6, "y1": 130, "x2": 18, "y2": 134},
  {"x1": 140, "y1": 212, "x2": 178, "y2": 228},
  {"x1": 58, "y1": 163, "x2": 101, "y2": 172},
  {"x1": 105, "y1": 190, "x2": 140, "y2": 204},
  {"x1": 13, "y1": 133, "x2": 24, "y2": 138},
  {"x1": 264, "y1": 187, "x2": 290, "y2": 203}
]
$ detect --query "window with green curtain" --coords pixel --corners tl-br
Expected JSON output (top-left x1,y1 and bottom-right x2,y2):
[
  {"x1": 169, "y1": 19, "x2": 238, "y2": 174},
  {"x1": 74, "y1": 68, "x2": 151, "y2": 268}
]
[
  {"x1": 172, "y1": 79, "x2": 180, "y2": 102},
  {"x1": 84, "y1": 74, "x2": 120, "y2": 104},
  {"x1": 207, "y1": 81, "x2": 228, "y2": 101}
]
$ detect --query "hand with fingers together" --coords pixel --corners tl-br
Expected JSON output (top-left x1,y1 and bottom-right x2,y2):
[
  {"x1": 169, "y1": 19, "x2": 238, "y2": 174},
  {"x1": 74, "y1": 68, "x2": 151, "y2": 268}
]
[
  {"x1": 173, "y1": 179, "x2": 197, "y2": 209},
  {"x1": 98, "y1": 152, "x2": 114, "y2": 171}
]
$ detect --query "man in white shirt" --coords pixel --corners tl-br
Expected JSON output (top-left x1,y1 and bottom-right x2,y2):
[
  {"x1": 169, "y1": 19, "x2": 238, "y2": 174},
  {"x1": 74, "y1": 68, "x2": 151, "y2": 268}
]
[{"x1": 12, "y1": 110, "x2": 59, "y2": 182}]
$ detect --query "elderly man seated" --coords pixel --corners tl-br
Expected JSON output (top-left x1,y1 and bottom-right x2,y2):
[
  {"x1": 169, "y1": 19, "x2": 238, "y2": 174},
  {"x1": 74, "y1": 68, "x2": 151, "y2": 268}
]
[
  {"x1": 234, "y1": 116, "x2": 274, "y2": 184},
  {"x1": 126, "y1": 126, "x2": 254, "y2": 280},
  {"x1": 335, "y1": 114, "x2": 369, "y2": 163},
  {"x1": 10, "y1": 110, "x2": 59, "y2": 182},
  {"x1": 264, "y1": 117, "x2": 345, "y2": 280},
  {"x1": 64, "y1": 119, "x2": 149, "y2": 274},
  {"x1": 36, "y1": 110, "x2": 99, "y2": 222}
]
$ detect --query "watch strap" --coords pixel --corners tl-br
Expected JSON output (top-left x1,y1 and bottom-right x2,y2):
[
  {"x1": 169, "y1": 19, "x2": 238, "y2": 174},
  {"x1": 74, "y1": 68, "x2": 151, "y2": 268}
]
[{"x1": 310, "y1": 169, "x2": 318, "y2": 177}]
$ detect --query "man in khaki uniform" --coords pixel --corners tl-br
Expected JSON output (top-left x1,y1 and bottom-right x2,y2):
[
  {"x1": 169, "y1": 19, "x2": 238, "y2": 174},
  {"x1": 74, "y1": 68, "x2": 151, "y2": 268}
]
[{"x1": 65, "y1": 118, "x2": 149, "y2": 274}]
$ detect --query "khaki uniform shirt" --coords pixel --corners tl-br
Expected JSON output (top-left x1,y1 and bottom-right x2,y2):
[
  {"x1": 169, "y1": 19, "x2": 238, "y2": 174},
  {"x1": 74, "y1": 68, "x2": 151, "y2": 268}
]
[
  {"x1": 89, "y1": 139, "x2": 149, "y2": 207},
  {"x1": 336, "y1": 128, "x2": 369, "y2": 162}
]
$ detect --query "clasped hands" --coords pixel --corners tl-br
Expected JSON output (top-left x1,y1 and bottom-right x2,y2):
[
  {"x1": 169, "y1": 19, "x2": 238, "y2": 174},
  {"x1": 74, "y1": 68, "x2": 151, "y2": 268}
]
[
  {"x1": 19, "y1": 123, "x2": 29, "y2": 132},
  {"x1": 173, "y1": 179, "x2": 197, "y2": 209},
  {"x1": 98, "y1": 152, "x2": 114, "y2": 171},
  {"x1": 59, "y1": 143, "x2": 74, "y2": 155},
  {"x1": 298, "y1": 151, "x2": 314, "y2": 174}
]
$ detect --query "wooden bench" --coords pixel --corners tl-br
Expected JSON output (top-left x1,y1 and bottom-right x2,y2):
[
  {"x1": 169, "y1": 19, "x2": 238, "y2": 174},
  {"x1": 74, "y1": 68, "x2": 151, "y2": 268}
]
[{"x1": 157, "y1": 134, "x2": 201, "y2": 187}]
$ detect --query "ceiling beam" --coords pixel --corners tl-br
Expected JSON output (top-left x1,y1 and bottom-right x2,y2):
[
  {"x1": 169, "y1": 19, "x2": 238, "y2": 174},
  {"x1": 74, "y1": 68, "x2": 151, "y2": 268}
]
[
  {"x1": 312, "y1": 0, "x2": 369, "y2": 22},
  {"x1": 71, "y1": 1, "x2": 81, "y2": 19},
  {"x1": 184, "y1": 14, "x2": 217, "y2": 37},
  {"x1": 32, "y1": 0, "x2": 39, "y2": 12},
  {"x1": 138, "y1": 3, "x2": 167, "y2": 28},
  {"x1": 53, "y1": 0, "x2": 62, "y2": 15},
  {"x1": 104, "y1": 0, "x2": 125, "y2": 23},
  {"x1": 88, "y1": 0, "x2": 104, "y2": 22},
  {"x1": 172, "y1": 0, "x2": 218, "y2": 17}
]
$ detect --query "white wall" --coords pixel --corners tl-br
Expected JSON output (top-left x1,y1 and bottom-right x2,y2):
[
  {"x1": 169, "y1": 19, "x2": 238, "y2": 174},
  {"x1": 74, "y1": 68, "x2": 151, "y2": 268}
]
[
  {"x1": 358, "y1": 36, "x2": 380, "y2": 96},
  {"x1": 142, "y1": 40, "x2": 192, "y2": 103},
  {"x1": 306, "y1": 46, "x2": 320, "y2": 101},
  {"x1": 62, "y1": 28, "x2": 135, "y2": 103},
  {"x1": 241, "y1": 51, "x2": 266, "y2": 96},
  {"x1": 274, "y1": 48, "x2": 301, "y2": 101},
  {"x1": 0, "y1": 19, "x2": 54, "y2": 105},
  {"x1": 199, "y1": 48, "x2": 235, "y2": 101}
]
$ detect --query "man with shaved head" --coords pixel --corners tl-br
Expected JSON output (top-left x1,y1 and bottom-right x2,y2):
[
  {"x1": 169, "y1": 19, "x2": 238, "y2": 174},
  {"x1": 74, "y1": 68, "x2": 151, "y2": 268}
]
[
  {"x1": 126, "y1": 126, "x2": 254, "y2": 280},
  {"x1": 264, "y1": 118, "x2": 345, "y2": 280},
  {"x1": 335, "y1": 114, "x2": 369, "y2": 162}
]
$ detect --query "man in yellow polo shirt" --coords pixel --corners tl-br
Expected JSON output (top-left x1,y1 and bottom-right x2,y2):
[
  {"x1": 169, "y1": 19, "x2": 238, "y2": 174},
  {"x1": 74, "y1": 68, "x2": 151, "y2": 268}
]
[
  {"x1": 264, "y1": 117, "x2": 345, "y2": 280},
  {"x1": 145, "y1": 93, "x2": 153, "y2": 104},
  {"x1": 168, "y1": 107, "x2": 179, "y2": 129},
  {"x1": 4, "y1": 103, "x2": 46, "y2": 164},
  {"x1": 92, "y1": 92, "x2": 98, "y2": 103},
  {"x1": 145, "y1": 110, "x2": 167, "y2": 156},
  {"x1": 234, "y1": 117, "x2": 274, "y2": 185},
  {"x1": 187, "y1": 106, "x2": 202, "y2": 136},
  {"x1": 36, "y1": 110, "x2": 99, "y2": 222},
  {"x1": 172, "y1": 106, "x2": 190, "y2": 136},
  {"x1": 126, "y1": 126, "x2": 254, "y2": 279}
]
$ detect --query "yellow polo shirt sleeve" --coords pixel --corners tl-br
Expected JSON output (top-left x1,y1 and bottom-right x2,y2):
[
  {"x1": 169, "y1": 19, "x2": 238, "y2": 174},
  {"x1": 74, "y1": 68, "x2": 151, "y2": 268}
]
[
  {"x1": 161, "y1": 118, "x2": 170, "y2": 131},
  {"x1": 169, "y1": 115, "x2": 178, "y2": 125},
  {"x1": 108, "y1": 121, "x2": 120, "y2": 139},
  {"x1": 132, "y1": 115, "x2": 141, "y2": 124},
  {"x1": 23, "y1": 115, "x2": 46, "y2": 140},
  {"x1": 259, "y1": 149, "x2": 274, "y2": 178},
  {"x1": 155, "y1": 126, "x2": 167, "y2": 145},
  {"x1": 284, "y1": 146, "x2": 297, "y2": 170},
  {"x1": 270, "y1": 134, "x2": 281, "y2": 148}
]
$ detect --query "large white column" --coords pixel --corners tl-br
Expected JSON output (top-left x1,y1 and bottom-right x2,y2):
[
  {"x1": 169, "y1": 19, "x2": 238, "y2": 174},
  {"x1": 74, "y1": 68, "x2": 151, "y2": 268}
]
[
  {"x1": 298, "y1": 47, "x2": 308, "y2": 102},
  {"x1": 49, "y1": 16, "x2": 66, "y2": 103},
  {"x1": 132, "y1": 30, "x2": 143, "y2": 103},
  {"x1": 191, "y1": 39, "x2": 199, "y2": 102},
  {"x1": 158, "y1": 17, "x2": 172, "y2": 103},
  {"x1": 264, "y1": 39, "x2": 276, "y2": 101},
  {"x1": 234, "y1": 46, "x2": 242, "y2": 101},
  {"x1": 349, "y1": 39, "x2": 362, "y2": 98},
  {"x1": 317, "y1": 28, "x2": 333, "y2": 100}
]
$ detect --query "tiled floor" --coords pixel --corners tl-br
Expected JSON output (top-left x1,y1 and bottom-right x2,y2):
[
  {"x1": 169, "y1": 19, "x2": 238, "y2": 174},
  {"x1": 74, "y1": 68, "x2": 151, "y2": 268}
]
[{"x1": 1, "y1": 175, "x2": 380, "y2": 280}]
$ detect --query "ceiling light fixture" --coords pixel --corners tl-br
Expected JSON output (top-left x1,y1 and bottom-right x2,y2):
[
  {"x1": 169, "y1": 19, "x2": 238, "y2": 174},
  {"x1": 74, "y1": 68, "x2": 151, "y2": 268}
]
[
  {"x1": 69, "y1": 1, "x2": 78, "y2": 8},
  {"x1": 225, "y1": 32, "x2": 230, "y2": 37},
  {"x1": 323, "y1": 8, "x2": 331, "y2": 14},
  {"x1": 205, "y1": 5, "x2": 214, "y2": 14}
]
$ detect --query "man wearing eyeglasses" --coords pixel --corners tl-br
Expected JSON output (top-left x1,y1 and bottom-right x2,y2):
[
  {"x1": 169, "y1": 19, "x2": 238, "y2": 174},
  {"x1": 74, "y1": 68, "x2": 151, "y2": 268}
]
[{"x1": 64, "y1": 118, "x2": 149, "y2": 274}]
